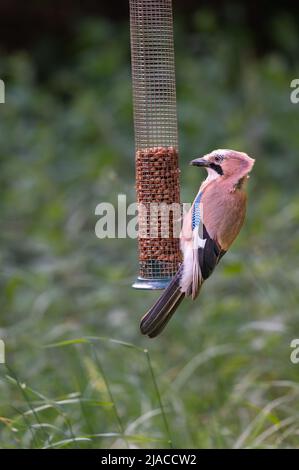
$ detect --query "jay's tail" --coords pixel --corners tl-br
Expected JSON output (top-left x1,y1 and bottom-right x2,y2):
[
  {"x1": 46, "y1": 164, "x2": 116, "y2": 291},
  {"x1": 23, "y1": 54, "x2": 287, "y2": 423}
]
[{"x1": 140, "y1": 265, "x2": 184, "y2": 338}]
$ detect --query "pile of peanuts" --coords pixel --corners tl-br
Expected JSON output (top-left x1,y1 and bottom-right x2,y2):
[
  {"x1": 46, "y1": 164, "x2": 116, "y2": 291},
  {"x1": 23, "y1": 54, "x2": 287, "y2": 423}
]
[
  {"x1": 136, "y1": 146, "x2": 180, "y2": 204},
  {"x1": 135, "y1": 146, "x2": 182, "y2": 278}
]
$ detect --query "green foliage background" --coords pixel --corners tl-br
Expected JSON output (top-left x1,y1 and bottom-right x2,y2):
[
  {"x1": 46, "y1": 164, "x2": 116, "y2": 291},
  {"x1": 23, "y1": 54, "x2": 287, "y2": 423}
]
[{"x1": 1, "y1": 14, "x2": 299, "y2": 448}]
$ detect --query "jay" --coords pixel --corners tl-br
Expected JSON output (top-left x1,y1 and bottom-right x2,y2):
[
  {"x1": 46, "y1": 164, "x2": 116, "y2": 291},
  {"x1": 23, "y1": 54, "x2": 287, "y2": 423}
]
[{"x1": 140, "y1": 149, "x2": 255, "y2": 338}]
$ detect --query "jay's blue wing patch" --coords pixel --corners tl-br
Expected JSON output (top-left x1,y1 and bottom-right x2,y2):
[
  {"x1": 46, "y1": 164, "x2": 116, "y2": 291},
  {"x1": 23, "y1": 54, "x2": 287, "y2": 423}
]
[{"x1": 192, "y1": 191, "x2": 203, "y2": 231}]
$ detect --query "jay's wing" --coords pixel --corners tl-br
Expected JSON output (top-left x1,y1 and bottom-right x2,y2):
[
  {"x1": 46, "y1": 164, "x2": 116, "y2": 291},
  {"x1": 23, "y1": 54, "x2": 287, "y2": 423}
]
[
  {"x1": 188, "y1": 224, "x2": 226, "y2": 299},
  {"x1": 198, "y1": 225, "x2": 226, "y2": 281},
  {"x1": 182, "y1": 190, "x2": 226, "y2": 298}
]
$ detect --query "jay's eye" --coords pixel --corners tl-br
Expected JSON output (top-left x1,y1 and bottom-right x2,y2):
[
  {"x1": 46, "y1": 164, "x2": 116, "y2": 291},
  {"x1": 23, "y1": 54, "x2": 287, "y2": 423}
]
[{"x1": 214, "y1": 155, "x2": 222, "y2": 163}]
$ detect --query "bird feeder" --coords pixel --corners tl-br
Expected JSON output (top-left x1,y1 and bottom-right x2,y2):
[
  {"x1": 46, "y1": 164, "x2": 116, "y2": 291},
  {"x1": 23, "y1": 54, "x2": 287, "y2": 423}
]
[{"x1": 129, "y1": 0, "x2": 182, "y2": 289}]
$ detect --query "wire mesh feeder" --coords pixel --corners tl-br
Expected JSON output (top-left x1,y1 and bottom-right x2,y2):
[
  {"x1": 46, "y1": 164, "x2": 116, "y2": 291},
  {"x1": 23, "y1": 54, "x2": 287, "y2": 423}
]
[{"x1": 129, "y1": 0, "x2": 182, "y2": 289}]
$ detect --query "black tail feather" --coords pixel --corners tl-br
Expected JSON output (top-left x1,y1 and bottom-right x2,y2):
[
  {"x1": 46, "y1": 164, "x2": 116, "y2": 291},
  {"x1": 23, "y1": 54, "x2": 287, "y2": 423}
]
[{"x1": 140, "y1": 266, "x2": 184, "y2": 338}]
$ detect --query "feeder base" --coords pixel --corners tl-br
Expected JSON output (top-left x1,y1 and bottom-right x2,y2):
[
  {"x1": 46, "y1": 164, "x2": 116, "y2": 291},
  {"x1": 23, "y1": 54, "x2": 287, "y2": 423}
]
[{"x1": 132, "y1": 277, "x2": 171, "y2": 290}]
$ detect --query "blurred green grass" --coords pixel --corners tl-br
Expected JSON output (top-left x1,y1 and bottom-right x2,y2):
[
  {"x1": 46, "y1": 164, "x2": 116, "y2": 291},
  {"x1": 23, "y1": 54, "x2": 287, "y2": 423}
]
[{"x1": 1, "y1": 15, "x2": 299, "y2": 448}]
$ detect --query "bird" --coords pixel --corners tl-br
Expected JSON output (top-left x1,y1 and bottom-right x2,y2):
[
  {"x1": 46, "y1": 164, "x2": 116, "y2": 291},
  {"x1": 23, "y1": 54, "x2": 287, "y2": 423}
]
[{"x1": 140, "y1": 149, "x2": 255, "y2": 338}]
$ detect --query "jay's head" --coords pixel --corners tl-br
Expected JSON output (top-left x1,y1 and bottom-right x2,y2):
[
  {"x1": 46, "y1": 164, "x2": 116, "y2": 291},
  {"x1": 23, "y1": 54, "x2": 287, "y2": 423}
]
[{"x1": 190, "y1": 149, "x2": 255, "y2": 181}]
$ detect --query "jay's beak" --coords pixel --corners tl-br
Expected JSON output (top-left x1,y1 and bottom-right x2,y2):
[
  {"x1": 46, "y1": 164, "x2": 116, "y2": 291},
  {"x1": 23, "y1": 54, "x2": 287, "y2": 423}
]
[{"x1": 189, "y1": 157, "x2": 210, "y2": 167}]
